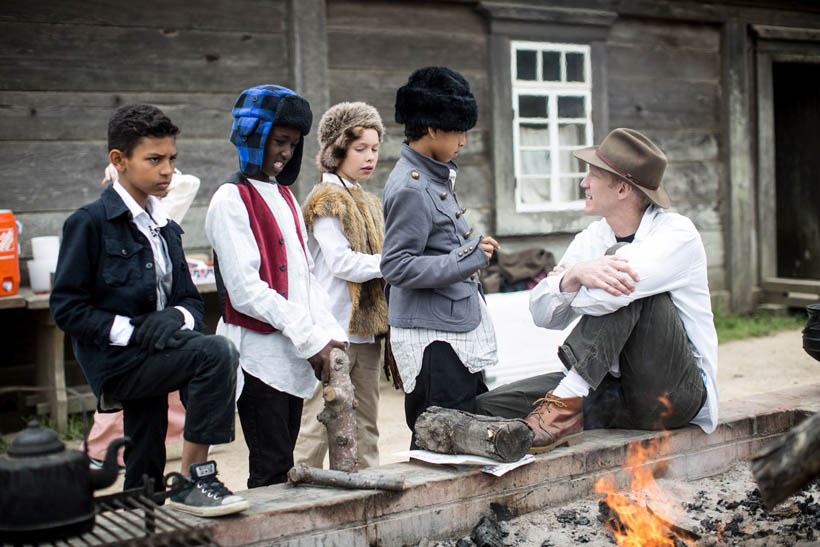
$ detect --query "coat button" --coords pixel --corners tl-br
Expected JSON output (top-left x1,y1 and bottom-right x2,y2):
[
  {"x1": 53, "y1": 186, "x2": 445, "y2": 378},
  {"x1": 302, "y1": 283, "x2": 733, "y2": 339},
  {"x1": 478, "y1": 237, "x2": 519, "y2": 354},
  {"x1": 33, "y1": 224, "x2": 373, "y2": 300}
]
[
  {"x1": 411, "y1": 171, "x2": 419, "y2": 179},
  {"x1": 469, "y1": 246, "x2": 473, "y2": 251},
  {"x1": 279, "y1": 238, "x2": 284, "y2": 244},
  {"x1": 280, "y1": 264, "x2": 286, "y2": 271},
  {"x1": 146, "y1": 262, "x2": 153, "y2": 269},
  {"x1": 252, "y1": 96, "x2": 258, "y2": 102},
  {"x1": 458, "y1": 251, "x2": 463, "y2": 257},
  {"x1": 464, "y1": 230, "x2": 472, "y2": 238},
  {"x1": 242, "y1": 136, "x2": 248, "y2": 142},
  {"x1": 280, "y1": 291, "x2": 286, "y2": 297},
  {"x1": 121, "y1": 249, "x2": 127, "y2": 255},
  {"x1": 440, "y1": 192, "x2": 448, "y2": 200}
]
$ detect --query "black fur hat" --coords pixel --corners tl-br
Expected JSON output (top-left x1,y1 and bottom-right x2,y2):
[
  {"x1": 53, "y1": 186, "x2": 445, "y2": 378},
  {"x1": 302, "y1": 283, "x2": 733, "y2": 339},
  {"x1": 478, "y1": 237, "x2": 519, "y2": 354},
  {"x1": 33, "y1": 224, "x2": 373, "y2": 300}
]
[{"x1": 395, "y1": 66, "x2": 477, "y2": 132}]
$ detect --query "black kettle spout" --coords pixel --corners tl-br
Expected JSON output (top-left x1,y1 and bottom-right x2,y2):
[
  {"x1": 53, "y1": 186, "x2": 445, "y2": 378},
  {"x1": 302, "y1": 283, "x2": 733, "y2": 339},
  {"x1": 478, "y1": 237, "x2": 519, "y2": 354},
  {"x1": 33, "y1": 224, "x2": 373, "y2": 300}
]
[{"x1": 89, "y1": 437, "x2": 131, "y2": 490}]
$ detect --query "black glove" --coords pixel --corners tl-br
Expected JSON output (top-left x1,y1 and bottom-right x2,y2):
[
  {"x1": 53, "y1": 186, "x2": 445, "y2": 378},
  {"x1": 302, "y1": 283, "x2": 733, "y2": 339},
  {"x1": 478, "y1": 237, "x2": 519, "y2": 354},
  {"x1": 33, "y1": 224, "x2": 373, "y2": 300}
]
[
  {"x1": 165, "y1": 329, "x2": 204, "y2": 349},
  {"x1": 130, "y1": 308, "x2": 184, "y2": 353}
]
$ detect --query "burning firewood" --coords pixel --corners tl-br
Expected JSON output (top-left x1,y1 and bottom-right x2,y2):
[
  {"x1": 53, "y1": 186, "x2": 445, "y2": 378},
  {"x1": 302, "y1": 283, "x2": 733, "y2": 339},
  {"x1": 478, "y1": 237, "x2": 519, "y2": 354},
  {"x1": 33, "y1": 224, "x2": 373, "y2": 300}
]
[
  {"x1": 413, "y1": 406, "x2": 534, "y2": 462},
  {"x1": 751, "y1": 411, "x2": 820, "y2": 508},
  {"x1": 318, "y1": 348, "x2": 358, "y2": 473}
]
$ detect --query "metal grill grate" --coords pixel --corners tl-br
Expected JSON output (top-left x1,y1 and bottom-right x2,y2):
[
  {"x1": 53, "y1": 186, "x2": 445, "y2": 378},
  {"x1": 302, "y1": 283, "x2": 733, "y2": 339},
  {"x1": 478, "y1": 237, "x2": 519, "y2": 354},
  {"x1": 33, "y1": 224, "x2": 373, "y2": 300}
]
[{"x1": 3, "y1": 480, "x2": 220, "y2": 547}]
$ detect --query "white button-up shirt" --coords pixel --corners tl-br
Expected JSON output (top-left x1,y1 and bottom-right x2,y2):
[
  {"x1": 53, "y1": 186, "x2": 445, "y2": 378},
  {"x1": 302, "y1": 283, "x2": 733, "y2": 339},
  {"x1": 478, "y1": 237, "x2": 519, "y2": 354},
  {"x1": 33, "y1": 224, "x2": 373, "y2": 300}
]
[
  {"x1": 308, "y1": 173, "x2": 383, "y2": 344},
  {"x1": 529, "y1": 205, "x2": 719, "y2": 433},
  {"x1": 206, "y1": 178, "x2": 347, "y2": 399}
]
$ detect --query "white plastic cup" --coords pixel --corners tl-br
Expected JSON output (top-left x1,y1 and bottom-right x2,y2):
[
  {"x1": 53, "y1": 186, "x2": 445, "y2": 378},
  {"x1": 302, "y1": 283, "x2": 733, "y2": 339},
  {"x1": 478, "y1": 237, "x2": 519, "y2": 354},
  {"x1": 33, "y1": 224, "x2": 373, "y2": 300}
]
[
  {"x1": 31, "y1": 236, "x2": 60, "y2": 261},
  {"x1": 27, "y1": 259, "x2": 57, "y2": 294}
]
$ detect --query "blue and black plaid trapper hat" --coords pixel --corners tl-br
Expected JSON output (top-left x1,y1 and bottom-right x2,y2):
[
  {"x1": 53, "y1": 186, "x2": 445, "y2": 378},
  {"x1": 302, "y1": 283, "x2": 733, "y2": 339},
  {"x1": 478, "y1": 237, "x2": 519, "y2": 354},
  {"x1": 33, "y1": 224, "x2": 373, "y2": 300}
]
[{"x1": 230, "y1": 85, "x2": 313, "y2": 184}]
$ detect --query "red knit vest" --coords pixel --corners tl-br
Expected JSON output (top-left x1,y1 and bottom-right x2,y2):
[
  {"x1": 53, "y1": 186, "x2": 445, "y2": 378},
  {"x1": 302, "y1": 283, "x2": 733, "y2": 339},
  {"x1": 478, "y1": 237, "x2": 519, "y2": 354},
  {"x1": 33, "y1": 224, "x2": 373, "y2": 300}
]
[{"x1": 223, "y1": 180, "x2": 307, "y2": 333}]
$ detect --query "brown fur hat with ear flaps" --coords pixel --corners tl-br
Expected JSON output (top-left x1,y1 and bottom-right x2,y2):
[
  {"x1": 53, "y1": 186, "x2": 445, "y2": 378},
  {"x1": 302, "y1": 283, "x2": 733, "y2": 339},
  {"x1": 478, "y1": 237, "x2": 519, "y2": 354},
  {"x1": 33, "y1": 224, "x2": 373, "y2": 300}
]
[{"x1": 316, "y1": 102, "x2": 384, "y2": 173}]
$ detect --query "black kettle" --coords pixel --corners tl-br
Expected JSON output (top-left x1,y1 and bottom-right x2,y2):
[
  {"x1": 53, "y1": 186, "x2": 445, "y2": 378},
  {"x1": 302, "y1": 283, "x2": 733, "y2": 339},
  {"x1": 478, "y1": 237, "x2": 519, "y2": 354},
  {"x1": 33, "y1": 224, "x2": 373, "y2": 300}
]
[
  {"x1": 804, "y1": 303, "x2": 820, "y2": 363},
  {"x1": 0, "y1": 420, "x2": 130, "y2": 543}
]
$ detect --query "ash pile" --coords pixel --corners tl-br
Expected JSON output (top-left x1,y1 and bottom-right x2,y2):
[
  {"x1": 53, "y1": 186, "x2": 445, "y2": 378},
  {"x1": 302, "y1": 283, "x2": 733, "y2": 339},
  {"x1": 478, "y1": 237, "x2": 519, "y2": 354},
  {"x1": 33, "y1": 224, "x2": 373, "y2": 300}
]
[{"x1": 414, "y1": 463, "x2": 820, "y2": 547}]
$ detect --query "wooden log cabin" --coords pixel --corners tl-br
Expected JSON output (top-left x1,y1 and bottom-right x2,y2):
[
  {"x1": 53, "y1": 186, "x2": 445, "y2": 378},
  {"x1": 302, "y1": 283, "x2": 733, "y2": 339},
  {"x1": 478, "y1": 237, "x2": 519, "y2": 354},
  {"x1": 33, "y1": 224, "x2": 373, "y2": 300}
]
[{"x1": 0, "y1": 0, "x2": 818, "y2": 426}]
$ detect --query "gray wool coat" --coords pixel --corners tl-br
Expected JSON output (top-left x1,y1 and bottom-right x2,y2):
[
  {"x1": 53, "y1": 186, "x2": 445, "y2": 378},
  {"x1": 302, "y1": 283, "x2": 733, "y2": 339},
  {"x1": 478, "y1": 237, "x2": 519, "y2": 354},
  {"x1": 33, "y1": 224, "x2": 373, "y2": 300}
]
[{"x1": 380, "y1": 143, "x2": 488, "y2": 332}]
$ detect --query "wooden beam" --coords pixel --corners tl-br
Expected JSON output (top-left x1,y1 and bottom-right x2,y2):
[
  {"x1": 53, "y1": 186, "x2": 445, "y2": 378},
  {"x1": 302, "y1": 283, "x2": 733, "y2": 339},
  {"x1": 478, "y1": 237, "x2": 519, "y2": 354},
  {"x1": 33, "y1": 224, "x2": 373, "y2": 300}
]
[
  {"x1": 751, "y1": 24, "x2": 820, "y2": 42},
  {"x1": 723, "y1": 20, "x2": 757, "y2": 313},
  {"x1": 287, "y1": 0, "x2": 329, "y2": 202}
]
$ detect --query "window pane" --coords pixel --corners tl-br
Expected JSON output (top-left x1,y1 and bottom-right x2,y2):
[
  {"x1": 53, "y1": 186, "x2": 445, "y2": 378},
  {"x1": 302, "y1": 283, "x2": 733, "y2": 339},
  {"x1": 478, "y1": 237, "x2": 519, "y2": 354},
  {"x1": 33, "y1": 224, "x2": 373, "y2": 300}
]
[
  {"x1": 516, "y1": 50, "x2": 537, "y2": 80},
  {"x1": 558, "y1": 177, "x2": 584, "y2": 202},
  {"x1": 518, "y1": 95, "x2": 547, "y2": 118},
  {"x1": 520, "y1": 177, "x2": 551, "y2": 204},
  {"x1": 520, "y1": 150, "x2": 550, "y2": 175},
  {"x1": 519, "y1": 123, "x2": 549, "y2": 147},
  {"x1": 559, "y1": 150, "x2": 584, "y2": 173},
  {"x1": 558, "y1": 123, "x2": 586, "y2": 146},
  {"x1": 566, "y1": 52, "x2": 585, "y2": 82},
  {"x1": 557, "y1": 96, "x2": 585, "y2": 118},
  {"x1": 542, "y1": 51, "x2": 560, "y2": 81}
]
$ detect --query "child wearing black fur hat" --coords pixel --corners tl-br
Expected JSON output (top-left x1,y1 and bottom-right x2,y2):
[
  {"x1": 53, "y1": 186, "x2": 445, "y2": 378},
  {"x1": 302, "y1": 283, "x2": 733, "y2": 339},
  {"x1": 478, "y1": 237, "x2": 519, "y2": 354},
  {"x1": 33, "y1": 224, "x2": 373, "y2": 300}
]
[
  {"x1": 380, "y1": 67, "x2": 501, "y2": 447},
  {"x1": 206, "y1": 85, "x2": 347, "y2": 488}
]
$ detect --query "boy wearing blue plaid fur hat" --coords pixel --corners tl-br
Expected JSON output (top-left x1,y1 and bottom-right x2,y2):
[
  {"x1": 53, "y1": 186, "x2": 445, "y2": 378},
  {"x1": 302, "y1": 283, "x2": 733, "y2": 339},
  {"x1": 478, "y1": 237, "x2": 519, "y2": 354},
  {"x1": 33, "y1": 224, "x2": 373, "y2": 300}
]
[{"x1": 206, "y1": 85, "x2": 347, "y2": 488}]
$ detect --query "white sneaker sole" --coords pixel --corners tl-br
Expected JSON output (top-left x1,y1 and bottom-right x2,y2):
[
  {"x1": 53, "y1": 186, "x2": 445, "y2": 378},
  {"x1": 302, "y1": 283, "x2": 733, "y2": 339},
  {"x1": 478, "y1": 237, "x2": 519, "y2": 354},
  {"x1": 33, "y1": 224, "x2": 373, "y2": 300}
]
[{"x1": 168, "y1": 498, "x2": 250, "y2": 518}]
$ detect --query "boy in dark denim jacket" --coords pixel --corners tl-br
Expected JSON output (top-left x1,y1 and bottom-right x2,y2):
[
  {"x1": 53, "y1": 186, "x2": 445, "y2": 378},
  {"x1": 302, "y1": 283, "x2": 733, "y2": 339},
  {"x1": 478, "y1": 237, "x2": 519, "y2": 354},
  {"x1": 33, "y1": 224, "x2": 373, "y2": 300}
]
[{"x1": 50, "y1": 104, "x2": 247, "y2": 517}]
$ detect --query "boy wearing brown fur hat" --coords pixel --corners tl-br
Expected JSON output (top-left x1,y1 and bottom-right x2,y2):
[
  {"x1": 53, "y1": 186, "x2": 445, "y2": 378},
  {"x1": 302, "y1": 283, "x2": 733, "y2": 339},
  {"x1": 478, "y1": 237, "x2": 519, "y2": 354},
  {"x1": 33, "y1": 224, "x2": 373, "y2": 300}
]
[
  {"x1": 296, "y1": 102, "x2": 388, "y2": 469},
  {"x1": 380, "y1": 67, "x2": 501, "y2": 447}
]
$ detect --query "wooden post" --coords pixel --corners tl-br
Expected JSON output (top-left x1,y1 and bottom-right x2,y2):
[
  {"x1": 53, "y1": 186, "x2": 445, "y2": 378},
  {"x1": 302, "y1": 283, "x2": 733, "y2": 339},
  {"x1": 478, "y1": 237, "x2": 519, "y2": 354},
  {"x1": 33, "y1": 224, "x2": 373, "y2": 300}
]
[
  {"x1": 33, "y1": 308, "x2": 67, "y2": 432},
  {"x1": 319, "y1": 348, "x2": 358, "y2": 473},
  {"x1": 413, "y1": 406, "x2": 534, "y2": 463},
  {"x1": 751, "y1": 412, "x2": 820, "y2": 508}
]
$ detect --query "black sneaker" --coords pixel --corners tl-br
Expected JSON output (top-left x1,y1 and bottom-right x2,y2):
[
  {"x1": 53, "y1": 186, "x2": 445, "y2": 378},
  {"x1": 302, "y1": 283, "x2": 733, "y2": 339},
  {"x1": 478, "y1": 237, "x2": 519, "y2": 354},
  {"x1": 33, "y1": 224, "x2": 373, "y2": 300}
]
[{"x1": 168, "y1": 461, "x2": 249, "y2": 517}]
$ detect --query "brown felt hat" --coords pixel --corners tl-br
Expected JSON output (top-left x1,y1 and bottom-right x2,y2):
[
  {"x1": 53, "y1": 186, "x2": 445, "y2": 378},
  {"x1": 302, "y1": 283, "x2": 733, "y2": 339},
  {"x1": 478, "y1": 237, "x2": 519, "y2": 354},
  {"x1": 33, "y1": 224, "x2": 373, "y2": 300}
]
[{"x1": 573, "y1": 128, "x2": 670, "y2": 209}]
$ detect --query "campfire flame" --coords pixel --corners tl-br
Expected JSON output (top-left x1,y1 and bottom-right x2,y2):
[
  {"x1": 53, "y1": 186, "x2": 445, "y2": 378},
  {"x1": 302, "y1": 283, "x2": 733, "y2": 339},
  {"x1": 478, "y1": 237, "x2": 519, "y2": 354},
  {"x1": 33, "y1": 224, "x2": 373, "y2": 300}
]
[{"x1": 594, "y1": 395, "x2": 692, "y2": 546}]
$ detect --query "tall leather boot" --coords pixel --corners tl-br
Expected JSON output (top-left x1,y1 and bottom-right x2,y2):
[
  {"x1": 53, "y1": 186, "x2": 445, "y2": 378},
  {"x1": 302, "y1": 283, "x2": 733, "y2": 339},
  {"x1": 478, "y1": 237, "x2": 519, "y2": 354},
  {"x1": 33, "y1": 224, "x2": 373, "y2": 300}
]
[{"x1": 524, "y1": 391, "x2": 583, "y2": 454}]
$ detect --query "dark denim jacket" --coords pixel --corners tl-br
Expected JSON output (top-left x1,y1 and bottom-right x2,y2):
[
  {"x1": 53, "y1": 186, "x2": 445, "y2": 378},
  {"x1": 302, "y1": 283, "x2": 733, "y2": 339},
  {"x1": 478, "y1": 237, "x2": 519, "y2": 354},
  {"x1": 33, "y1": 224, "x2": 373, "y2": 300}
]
[{"x1": 50, "y1": 185, "x2": 203, "y2": 398}]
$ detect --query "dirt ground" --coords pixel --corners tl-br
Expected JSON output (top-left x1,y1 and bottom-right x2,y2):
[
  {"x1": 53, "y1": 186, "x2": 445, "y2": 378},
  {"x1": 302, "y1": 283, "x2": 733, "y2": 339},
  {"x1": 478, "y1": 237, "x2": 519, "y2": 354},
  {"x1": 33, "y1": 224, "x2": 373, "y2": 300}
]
[{"x1": 91, "y1": 328, "x2": 818, "y2": 497}]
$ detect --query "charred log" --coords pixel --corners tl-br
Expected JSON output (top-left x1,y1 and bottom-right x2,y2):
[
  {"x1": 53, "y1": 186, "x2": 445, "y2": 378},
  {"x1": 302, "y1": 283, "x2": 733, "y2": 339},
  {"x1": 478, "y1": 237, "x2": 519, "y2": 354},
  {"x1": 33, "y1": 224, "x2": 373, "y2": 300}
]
[
  {"x1": 413, "y1": 406, "x2": 534, "y2": 462},
  {"x1": 751, "y1": 411, "x2": 820, "y2": 508}
]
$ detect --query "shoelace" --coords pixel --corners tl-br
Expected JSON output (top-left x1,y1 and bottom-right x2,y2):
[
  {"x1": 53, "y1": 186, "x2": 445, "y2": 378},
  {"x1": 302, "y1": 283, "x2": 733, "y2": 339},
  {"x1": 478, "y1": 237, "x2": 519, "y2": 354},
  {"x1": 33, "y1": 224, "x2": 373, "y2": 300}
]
[
  {"x1": 531, "y1": 395, "x2": 568, "y2": 410},
  {"x1": 198, "y1": 477, "x2": 234, "y2": 499}
]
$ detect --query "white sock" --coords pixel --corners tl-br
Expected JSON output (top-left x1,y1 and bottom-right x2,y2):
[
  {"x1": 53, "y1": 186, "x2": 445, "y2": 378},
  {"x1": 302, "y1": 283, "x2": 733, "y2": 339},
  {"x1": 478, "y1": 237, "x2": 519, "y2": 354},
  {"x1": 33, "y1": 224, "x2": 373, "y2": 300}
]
[{"x1": 552, "y1": 369, "x2": 590, "y2": 399}]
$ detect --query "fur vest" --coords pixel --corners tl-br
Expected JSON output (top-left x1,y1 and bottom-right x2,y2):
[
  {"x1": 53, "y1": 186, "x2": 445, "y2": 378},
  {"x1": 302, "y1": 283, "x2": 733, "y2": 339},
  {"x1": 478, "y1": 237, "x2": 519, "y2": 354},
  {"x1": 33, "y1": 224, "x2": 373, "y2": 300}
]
[{"x1": 302, "y1": 182, "x2": 388, "y2": 337}]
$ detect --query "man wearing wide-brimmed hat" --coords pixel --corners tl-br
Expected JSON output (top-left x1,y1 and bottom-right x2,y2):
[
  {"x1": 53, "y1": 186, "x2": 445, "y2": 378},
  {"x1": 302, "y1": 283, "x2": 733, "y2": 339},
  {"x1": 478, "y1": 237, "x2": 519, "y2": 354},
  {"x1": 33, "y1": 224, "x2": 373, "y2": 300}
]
[{"x1": 476, "y1": 128, "x2": 719, "y2": 453}]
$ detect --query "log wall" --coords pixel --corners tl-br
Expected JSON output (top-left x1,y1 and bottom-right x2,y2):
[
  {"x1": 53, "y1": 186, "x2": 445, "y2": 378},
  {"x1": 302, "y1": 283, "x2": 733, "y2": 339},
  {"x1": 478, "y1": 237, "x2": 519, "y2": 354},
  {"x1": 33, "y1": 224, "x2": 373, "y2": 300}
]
[
  {"x1": 326, "y1": 0, "x2": 493, "y2": 235},
  {"x1": 0, "y1": 0, "x2": 290, "y2": 263}
]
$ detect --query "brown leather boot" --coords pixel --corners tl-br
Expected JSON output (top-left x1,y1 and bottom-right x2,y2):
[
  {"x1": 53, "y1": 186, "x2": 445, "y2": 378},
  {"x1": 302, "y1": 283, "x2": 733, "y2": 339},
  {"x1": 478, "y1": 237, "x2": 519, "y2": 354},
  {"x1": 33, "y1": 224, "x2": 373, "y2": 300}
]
[{"x1": 524, "y1": 391, "x2": 583, "y2": 454}]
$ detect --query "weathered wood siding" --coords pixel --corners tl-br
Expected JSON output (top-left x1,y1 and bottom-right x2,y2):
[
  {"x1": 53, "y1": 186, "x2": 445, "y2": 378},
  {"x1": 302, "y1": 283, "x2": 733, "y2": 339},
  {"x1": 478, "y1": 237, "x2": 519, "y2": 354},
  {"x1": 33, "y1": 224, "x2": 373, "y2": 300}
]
[
  {"x1": 606, "y1": 17, "x2": 726, "y2": 292},
  {"x1": 0, "y1": 0, "x2": 290, "y2": 266},
  {"x1": 325, "y1": 0, "x2": 493, "y2": 234}
]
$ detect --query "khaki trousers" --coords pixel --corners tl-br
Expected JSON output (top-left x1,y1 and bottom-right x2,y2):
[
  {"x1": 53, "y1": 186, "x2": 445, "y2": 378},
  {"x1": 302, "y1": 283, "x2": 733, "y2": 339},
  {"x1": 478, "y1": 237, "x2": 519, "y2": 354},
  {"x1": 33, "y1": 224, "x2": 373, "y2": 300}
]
[{"x1": 293, "y1": 341, "x2": 382, "y2": 469}]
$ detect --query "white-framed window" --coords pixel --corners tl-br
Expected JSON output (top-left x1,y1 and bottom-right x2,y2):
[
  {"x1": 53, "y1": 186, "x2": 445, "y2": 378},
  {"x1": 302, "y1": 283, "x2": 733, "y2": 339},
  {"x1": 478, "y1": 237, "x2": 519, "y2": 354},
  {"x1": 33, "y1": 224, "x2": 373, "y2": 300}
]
[{"x1": 512, "y1": 41, "x2": 593, "y2": 212}]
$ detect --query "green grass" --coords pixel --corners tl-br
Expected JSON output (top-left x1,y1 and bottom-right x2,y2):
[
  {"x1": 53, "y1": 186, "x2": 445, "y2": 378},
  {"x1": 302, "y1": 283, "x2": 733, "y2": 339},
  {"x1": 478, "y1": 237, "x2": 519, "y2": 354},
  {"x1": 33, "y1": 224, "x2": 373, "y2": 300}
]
[
  {"x1": 713, "y1": 306, "x2": 807, "y2": 344},
  {"x1": 35, "y1": 412, "x2": 91, "y2": 442}
]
